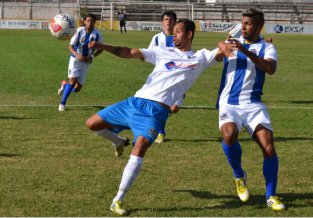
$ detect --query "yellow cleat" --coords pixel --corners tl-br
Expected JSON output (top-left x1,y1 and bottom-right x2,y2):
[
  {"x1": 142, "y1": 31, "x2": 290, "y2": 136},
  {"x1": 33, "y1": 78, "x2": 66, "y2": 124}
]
[
  {"x1": 267, "y1": 196, "x2": 285, "y2": 210},
  {"x1": 235, "y1": 172, "x2": 249, "y2": 202},
  {"x1": 155, "y1": 133, "x2": 165, "y2": 143},
  {"x1": 110, "y1": 200, "x2": 127, "y2": 216}
]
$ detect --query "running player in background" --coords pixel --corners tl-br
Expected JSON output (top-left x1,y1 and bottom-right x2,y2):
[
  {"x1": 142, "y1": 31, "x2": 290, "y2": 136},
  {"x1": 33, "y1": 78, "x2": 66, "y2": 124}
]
[
  {"x1": 217, "y1": 8, "x2": 285, "y2": 210},
  {"x1": 148, "y1": 10, "x2": 184, "y2": 143},
  {"x1": 87, "y1": 19, "x2": 225, "y2": 215},
  {"x1": 57, "y1": 13, "x2": 103, "y2": 112}
]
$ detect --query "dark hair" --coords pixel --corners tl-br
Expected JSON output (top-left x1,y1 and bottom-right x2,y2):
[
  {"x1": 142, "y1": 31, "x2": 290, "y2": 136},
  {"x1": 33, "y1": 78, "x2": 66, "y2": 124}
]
[
  {"x1": 161, "y1": 10, "x2": 177, "y2": 21},
  {"x1": 242, "y1": 8, "x2": 264, "y2": 26},
  {"x1": 84, "y1": 13, "x2": 97, "y2": 21},
  {"x1": 176, "y1": 18, "x2": 195, "y2": 40}
]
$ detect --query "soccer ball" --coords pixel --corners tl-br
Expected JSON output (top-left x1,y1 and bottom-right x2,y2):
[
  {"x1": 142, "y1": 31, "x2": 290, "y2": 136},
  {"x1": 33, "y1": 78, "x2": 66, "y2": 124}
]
[{"x1": 49, "y1": 13, "x2": 76, "y2": 40}]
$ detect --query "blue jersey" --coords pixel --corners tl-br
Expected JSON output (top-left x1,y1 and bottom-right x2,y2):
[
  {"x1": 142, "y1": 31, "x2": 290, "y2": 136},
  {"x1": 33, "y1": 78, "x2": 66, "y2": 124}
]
[
  {"x1": 148, "y1": 32, "x2": 174, "y2": 48},
  {"x1": 70, "y1": 26, "x2": 103, "y2": 58},
  {"x1": 217, "y1": 36, "x2": 277, "y2": 108}
]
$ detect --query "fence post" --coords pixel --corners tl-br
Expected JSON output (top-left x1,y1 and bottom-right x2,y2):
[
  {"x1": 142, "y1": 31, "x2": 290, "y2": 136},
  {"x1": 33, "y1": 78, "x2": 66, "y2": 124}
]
[
  {"x1": 29, "y1": 0, "x2": 32, "y2": 19},
  {"x1": 110, "y1": 2, "x2": 113, "y2": 31}
]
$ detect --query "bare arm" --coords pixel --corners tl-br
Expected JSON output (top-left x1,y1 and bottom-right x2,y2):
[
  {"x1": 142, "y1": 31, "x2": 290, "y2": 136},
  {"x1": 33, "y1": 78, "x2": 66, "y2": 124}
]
[
  {"x1": 69, "y1": 44, "x2": 85, "y2": 62},
  {"x1": 220, "y1": 39, "x2": 276, "y2": 75},
  {"x1": 215, "y1": 41, "x2": 235, "y2": 62},
  {"x1": 229, "y1": 39, "x2": 276, "y2": 75},
  {"x1": 240, "y1": 47, "x2": 276, "y2": 75},
  {"x1": 88, "y1": 41, "x2": 144, "y2": 60}
]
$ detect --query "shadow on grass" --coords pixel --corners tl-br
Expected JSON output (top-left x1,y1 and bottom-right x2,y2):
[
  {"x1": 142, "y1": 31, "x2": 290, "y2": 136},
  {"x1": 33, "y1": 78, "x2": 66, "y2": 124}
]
[
  {"x1": 280, "y1": 100, "x2": 313, "y2": 104},
  {"x1": 0, "y1": 153, "x2": 21, "y2": 157},
  {"x1": 128, "y1": 190, "x2": 313, "y2": 214},
  {"x1": 0, "y1": 116, "x2": 32, "y2": 120},
  {"x1": 167, "y1": 136, "x2": 313, "y2": 143}
]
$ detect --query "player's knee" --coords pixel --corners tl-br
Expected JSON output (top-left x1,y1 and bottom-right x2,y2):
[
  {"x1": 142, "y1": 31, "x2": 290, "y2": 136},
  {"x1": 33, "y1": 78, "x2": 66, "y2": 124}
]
[
  {"x1": 223, "y1": 132, "x2": 237, "y2": 145},
  {"x1": 265, "y1": 147, "x2": 276, "y2": 157},
  {"x1": 263, "y1": 144, "x2": 276, "y2": 157},
  {"x1": 86, "y1": 117, "x2": 96, "y2": 130}
]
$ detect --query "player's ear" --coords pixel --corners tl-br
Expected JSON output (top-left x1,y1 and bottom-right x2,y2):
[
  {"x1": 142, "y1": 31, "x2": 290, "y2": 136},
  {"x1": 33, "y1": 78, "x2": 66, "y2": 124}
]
[{"x1": 187, "y1": 30, "x2": 193, "y2": 40}]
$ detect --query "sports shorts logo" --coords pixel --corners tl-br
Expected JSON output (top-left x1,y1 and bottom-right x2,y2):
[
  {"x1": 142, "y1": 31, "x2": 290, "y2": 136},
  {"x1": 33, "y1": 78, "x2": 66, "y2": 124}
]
[
  {"x1": 219, "y1": 113, "x2": 228, "y2": 120},
  {"x1": 148, "y1": 128, "x2": 158, "y2": 138}
]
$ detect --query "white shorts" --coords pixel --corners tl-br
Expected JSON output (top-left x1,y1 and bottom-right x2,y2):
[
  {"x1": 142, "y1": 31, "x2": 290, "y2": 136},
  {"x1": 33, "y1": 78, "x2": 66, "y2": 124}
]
[
  {"x1": 218, "y1": 102, "x2": 273, "y2": 136},
  {"x1": 68, "y1": 56, "x2": 90, "y2": 85}
]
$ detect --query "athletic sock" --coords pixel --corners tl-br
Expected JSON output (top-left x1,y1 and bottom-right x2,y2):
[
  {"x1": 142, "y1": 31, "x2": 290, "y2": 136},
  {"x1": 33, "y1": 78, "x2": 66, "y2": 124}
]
[
  {"x1": 72, "y1": 88, "x2": 78, "y2": 93},
  {"x1": 60, "y1": 84, "x2": 74, "y2": 105},
  {"x1": 95, "y1": 129, "x2": 126, "y2": 147},
  {"x1": 263, "y1": 155, "x2": 278, "y2": 199},
  {"x1": 222, "y1": 140, "x2": 244, "y2": 178},
  {"x1": 114, "y1": 155, "x2": 143, "y2": 202}
]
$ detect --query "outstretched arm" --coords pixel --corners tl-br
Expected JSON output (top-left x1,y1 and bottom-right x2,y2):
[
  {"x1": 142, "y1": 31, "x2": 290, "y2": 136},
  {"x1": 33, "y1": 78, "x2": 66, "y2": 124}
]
[{"x1": 88, "y1": 41, "x2": 144, "y2": 60}]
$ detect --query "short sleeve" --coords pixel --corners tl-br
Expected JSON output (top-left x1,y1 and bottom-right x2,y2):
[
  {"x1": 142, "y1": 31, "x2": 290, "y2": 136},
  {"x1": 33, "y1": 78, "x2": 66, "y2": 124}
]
[
  {"x1": 264, "y1": 43, "x2": 277, "y2": 62},
  {"x1": 140, "y1": 47, "x2": 157, "y2": 65}
]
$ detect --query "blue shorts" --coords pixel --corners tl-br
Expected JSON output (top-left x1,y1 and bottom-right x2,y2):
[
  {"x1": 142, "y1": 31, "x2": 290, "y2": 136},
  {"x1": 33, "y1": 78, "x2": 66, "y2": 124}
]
[{"x1": 97, "y1": 97, "x2": 170, "y2": 144}]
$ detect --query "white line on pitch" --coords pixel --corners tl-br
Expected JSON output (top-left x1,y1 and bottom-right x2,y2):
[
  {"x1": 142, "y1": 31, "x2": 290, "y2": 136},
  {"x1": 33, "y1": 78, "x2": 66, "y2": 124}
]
[{"x1": 0, "y1": 105, "x2": 312, "y2": 110}]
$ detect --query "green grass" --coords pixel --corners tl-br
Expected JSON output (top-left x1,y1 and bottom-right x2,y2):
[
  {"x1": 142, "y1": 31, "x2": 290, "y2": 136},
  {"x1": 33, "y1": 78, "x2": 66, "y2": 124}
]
[{"x1": 0, "y1": 29, "x2": 312, "y2": 216}]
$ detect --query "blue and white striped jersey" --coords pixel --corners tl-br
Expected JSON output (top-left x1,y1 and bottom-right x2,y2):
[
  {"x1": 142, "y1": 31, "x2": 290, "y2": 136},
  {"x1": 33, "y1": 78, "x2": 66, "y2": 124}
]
[
  {"x1": 70, "y1": 26, "x2": 103, "y2": 58},
  {"x1": 148, "y1": 32, "x2": 174, "y2": 49},
  {"x1": 217, "y1": 36, "x2": 277, "y2": 108}
]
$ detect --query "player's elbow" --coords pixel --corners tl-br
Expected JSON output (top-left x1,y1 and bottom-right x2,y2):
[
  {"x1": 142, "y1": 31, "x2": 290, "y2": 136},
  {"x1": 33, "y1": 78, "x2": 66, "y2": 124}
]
[{"x1": 266, "y1": 66, "x2": 277, "y2": 75}]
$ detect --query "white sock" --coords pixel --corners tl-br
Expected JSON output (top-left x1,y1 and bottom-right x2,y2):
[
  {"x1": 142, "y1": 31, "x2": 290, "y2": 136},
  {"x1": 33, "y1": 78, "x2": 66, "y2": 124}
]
[
  {"x1": 113, "y1": 155, "x2": 143, "y2": 202},
  {"x1": 95, "y1": 129, "x2": 125, "y2": 146}
]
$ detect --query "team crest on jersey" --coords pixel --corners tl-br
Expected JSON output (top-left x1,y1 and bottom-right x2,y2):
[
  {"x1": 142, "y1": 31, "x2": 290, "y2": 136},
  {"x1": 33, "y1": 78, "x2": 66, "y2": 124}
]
[
  {"x1": 148, "y1": 128, "x2": 158, "y2": 138},
  {"x1": 219, "y1": 113, "x2": 228, "y2": 120},
  {"x1": 250, "y1": 49, "x2": 258, "y2": 55},
  {"x1": 165, "y1": 61, "x2": 176, "y2": 70}
]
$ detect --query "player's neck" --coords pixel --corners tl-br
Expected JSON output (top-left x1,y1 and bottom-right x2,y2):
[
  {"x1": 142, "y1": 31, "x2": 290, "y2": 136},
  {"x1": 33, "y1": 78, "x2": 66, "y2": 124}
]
[
  {"x1": 163, "y1": 30, "x2": 173, "y2": 36},
  {"x1": 85, "y1": 27, "x2": 94, "y2": 33},
  {"x1": 244, "y1": 33, "x2": 261, "y2": 44}
]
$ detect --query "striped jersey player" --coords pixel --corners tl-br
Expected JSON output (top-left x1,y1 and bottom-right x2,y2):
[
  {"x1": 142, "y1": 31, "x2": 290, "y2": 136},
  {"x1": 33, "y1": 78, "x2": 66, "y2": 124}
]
[{"x1": 57, "y1": 13, "x2": 103, "y2": 112}]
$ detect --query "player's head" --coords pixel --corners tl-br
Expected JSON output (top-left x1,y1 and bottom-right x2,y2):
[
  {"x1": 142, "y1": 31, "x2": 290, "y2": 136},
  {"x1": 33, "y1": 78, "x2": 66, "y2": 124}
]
[
  {"x1": 173, "y1": 19, "x2": 195, "y2": 50},
  {"x1": 241, "y1": 8, "x2": 264, "y2": 41},
  {"x1": 162, "y1": 10, "x2": 177, "y2": 22},
  {"x1": 161, "y1": 10, "x2": 177, "y2": 34},
  {"x1": 83, "y1": 13, "x2": 96, "y2": 30}
]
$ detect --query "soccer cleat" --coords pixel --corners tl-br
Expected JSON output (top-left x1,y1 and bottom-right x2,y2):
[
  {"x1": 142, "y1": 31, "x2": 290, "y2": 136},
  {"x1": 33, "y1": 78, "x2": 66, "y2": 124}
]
[
  {"x1": 110, "y1": 200, "x2": 127, "y2": 216},
  {"x1": 58, "y1": 104, "x2": 65, "y2": 112},
  {"x1": 113, "y1": 138, "x2": 130, "y2": 157},
  {"x1": 235, "y1": 172, "x2": 249, "y2": 202},
  {"x1": 57, "y1": 80, "x2": 67, "y2": 96},
  {"x1": 155, "y1": 133, "x2": 165, "y2": 143},
  {"x1": 267, "y1": 196, "x2": 285, "y2": 211}
]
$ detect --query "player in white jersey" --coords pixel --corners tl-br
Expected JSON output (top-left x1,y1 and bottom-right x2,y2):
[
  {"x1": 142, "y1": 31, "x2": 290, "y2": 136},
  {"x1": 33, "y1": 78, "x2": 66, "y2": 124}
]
[
  {"x1": 57, "y1": 13, "x2": 103, "y2": 112},
  {"x1": 148, "y1": 10, "x2": 184, "y2": 143},
  {"x1": 86, "y1": 19, "x2": 224, "y2": 215},
  {"x1": 217, "y1": 8, "x2": 285, "y2": 210}
]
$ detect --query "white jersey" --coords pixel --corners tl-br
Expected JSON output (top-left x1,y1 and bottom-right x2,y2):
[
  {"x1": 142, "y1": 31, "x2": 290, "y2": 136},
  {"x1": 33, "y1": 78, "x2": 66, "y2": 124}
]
[
  {"x1": 148, "y1": 32, "x2": 174, "y2": 49},
  {"x1": 217, "y1": 36, "x2": 277, "y2": 107},
  {"x1": 135, "y1": 46, "x2": 218, "y2": 107},
  {"x1": 70, "y1": 26, "x2": 103, "y2": 58}
]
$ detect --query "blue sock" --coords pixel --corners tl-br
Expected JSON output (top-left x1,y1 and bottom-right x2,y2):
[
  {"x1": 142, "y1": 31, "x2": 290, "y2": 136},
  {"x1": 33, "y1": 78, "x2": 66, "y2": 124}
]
[
  {"x1": 159, "y1": 129, "x2": 165, "y2": 135},
  {"x1": 61, "y1": 84, "x2": 74, "y2": 105},
  {"x1": 72, "y1": 88, "x2": 78, "y2": 93},
  {"x1": 222, "y1": 141, "x2": 244, "y2": 178},
  {"x1": 263, "y1": 155, "x2": 278, "y2": 199}
]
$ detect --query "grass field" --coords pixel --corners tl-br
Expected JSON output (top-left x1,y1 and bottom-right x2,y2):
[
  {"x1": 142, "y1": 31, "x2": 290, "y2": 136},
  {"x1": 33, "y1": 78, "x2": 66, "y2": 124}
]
[{"x1": 0, "y1": 29, "x2": 313, "y2": 216}]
